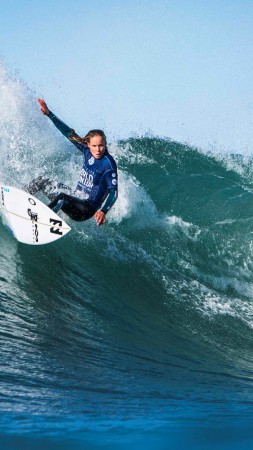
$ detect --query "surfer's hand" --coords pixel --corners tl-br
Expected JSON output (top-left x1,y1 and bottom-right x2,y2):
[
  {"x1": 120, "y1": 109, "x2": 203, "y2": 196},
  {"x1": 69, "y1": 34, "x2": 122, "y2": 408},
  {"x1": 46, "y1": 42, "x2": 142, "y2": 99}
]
[
  {"x1": 38, "y1": 98, "x2": 49, "y2": 115},
  {"x1": 94, "y1": 211, "x2": 106, "y2": 226}
]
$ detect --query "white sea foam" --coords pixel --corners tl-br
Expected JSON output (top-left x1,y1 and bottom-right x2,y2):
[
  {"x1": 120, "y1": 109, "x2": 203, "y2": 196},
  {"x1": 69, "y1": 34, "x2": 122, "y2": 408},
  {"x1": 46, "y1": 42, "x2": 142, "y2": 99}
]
[
  {"x1": 108, "y1": 170, "x2": 160, "y2": 226},
  {"x1": 110, "y1": 142, "x2": 156, "y2": 165},
  {"x1": 162, "y1": 273, "x2": 253, "y2": 330},
  {"x1": 0, "y1": 62, "x2": 68, "y2": 186},
  {"x1": 165, "y1": 215, "x2": 202, "y2": 241}
]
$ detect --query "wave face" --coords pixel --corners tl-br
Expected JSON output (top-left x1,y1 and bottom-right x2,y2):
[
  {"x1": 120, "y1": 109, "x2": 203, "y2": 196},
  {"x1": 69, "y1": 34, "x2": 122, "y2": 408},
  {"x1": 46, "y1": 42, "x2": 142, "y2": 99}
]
[{"x1": 1, "y1": 65, "x2": 253, "y2": 449}]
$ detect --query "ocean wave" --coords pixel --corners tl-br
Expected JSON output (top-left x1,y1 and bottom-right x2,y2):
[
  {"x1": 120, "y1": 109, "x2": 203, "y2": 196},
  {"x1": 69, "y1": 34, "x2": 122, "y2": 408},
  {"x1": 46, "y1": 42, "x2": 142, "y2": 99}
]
[{"x1": 1, "y1": 61, "x2": 253, "y2": 440}]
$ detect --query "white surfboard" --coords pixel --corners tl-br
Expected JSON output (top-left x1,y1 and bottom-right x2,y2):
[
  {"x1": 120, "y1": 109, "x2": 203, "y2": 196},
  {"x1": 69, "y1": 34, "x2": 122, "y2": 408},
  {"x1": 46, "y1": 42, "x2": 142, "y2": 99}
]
[{"x1": 0, "y1": 184, "x2": 71, "y2": 245}]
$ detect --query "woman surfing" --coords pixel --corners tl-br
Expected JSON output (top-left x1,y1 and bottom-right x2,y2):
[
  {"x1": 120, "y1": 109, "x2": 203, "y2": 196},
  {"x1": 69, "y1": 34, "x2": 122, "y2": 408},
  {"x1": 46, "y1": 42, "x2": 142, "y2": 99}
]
[{"x1": 26, "y1": 99, "x2": 118, "y2": 226}]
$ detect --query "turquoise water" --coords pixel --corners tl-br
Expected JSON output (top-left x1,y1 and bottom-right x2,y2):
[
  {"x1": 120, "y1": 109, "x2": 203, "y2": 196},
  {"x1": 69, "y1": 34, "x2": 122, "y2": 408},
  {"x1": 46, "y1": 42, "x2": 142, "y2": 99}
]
[{"x1": 1, "y1": 66, "x2": 253, "y2": 449}]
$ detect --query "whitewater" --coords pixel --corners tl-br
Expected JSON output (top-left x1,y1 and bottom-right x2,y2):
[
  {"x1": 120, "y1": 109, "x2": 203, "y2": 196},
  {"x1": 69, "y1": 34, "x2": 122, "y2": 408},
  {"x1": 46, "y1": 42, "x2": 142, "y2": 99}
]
[{"x1": 1, "y1": 64, "x2": 253, "y2": 450}]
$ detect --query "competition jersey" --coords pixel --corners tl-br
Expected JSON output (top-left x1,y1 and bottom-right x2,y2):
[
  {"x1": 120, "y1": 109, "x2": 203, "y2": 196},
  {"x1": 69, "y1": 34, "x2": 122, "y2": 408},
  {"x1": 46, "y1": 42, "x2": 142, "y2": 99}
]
[{"x1": 48, "y1": 111, "x2": 118, "y2": 213}]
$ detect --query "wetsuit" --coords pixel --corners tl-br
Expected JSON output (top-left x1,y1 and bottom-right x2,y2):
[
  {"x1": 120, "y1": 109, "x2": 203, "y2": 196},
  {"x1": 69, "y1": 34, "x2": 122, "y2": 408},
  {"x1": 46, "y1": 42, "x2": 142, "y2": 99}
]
[{"x1": 27, "y1": 111, "x2": 118, "y2": 222}]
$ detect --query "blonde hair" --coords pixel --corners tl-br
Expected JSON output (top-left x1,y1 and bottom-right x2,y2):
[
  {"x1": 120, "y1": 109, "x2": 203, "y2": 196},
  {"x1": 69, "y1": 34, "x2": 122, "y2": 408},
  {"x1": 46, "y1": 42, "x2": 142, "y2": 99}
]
[{"x1": 69, "y1": 129, "x2": 107, "y2": 148}]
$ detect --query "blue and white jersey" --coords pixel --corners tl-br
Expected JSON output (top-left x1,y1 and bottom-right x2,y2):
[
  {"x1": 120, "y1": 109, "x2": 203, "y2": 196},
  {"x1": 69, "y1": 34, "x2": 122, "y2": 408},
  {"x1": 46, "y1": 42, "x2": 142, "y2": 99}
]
[
  {"x1": 74, "y1": 144, "x2": 118, "y2": 210},
  {"x1": 48, "y1": 111, "x2": 118, "y2": 213}
]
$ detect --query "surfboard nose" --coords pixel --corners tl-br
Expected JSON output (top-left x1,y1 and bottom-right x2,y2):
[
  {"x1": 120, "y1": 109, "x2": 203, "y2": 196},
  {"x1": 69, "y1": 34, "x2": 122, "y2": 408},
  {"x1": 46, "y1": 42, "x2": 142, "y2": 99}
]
[{"x1": 0, "y1": 184, "x2": 71, "y2": 245}]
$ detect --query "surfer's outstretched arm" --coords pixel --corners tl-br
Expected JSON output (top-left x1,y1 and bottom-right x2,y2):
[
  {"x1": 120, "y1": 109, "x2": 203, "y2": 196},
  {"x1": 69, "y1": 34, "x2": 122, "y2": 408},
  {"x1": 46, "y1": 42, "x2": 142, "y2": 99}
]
[{"x1": 37, "y1": 99, "x2": 88, "y2": 154}]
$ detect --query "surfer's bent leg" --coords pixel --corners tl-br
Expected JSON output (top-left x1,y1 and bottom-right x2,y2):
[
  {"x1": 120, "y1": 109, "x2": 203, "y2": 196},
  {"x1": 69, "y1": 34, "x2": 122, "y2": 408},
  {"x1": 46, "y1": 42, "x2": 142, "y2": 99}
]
[
  {"x1": 47, "y1": 193, "x2": 96, "y2": 222},
  {"x1": 24, "y1": 176, "x2": 71, "y2": 200}
]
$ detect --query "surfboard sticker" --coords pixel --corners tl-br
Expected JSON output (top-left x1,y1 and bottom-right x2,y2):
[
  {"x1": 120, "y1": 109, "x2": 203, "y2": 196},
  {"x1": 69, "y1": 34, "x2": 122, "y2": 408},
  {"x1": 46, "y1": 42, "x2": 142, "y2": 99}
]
[{"x1": 0, "y1": 184, "x2": 71, "y2": 245}]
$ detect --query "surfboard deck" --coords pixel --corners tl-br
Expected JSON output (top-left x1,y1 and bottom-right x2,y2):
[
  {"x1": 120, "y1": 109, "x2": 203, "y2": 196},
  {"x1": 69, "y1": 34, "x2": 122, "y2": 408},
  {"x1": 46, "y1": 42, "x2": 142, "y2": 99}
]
[{"x1": 0, "y1": 184, "x2": 71, "y2": 245}]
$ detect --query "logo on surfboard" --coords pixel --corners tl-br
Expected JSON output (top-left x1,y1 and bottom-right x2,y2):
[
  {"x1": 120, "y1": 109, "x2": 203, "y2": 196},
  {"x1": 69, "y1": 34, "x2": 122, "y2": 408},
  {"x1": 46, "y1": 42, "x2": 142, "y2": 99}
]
[
  {"x1": 50, "y1": 218, "x2": 63, "y2": 235},
  {"x1": 27, "y1": 208, "x2": 39, "y2": 242}
]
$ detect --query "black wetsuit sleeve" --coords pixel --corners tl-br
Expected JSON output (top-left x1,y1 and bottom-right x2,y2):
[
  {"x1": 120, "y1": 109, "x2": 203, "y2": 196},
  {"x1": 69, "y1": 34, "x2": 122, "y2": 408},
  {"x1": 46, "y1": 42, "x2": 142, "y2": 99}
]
[
  {"x1": 101, "y1": 187, "x2": 118, "y2": 214},
  {"x1": 47, "y1": 111, "x2": 88, "y2": 154}
]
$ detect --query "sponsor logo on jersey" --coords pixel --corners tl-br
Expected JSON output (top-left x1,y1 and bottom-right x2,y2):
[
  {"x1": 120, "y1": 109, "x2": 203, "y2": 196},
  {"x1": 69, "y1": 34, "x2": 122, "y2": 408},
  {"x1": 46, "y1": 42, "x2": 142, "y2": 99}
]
[
  {"x1": 88, "y1": 157, "x2": 95, "y2": 165},
  {"x1": 79, "y1": 169, "x2": 94, "y2": 189}
]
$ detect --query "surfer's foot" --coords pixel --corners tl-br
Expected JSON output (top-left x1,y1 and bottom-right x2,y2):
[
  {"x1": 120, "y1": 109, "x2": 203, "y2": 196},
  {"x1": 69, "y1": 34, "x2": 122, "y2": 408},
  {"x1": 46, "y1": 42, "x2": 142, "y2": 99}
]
[
  {"x1": 50, "y1": 199, "x2": 64, "y2": 214},
  {"x1": 23, "y1": 176, "x2": 52, "y2": 195}
]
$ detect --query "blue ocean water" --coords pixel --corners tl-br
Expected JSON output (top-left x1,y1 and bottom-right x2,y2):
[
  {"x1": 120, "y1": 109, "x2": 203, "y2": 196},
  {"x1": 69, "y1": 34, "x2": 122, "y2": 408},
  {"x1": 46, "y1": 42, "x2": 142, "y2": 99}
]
[{"x1": 1, "y1": 65, "x2": 253, "y2": 449}]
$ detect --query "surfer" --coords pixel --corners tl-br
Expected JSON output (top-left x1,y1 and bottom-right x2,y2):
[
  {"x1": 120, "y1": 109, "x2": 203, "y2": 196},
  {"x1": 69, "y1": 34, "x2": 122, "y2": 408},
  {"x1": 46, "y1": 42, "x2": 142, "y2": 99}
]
[{"x1": 26, "y1": 99, "x2": 118, "y2": 226}]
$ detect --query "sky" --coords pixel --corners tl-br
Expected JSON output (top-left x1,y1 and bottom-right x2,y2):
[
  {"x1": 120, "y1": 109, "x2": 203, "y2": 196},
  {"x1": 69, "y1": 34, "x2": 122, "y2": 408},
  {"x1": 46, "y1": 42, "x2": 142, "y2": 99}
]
[{"x1": 1, "y1": 0, "x2": 253, "y2": 152}]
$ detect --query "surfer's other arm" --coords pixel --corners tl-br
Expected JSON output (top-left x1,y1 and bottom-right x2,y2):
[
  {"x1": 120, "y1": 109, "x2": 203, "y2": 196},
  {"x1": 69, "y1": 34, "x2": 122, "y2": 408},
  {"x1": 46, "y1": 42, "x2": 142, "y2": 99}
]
[
  {"x1": 94, "y1": 186, "x2": 118, "y2": 226},
  {"x1": 37, "y1": 99, "x2": 87, "y2": 153},
  {"x1": 94, "y1": 165, "x2": 118, "y2": 226}
]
